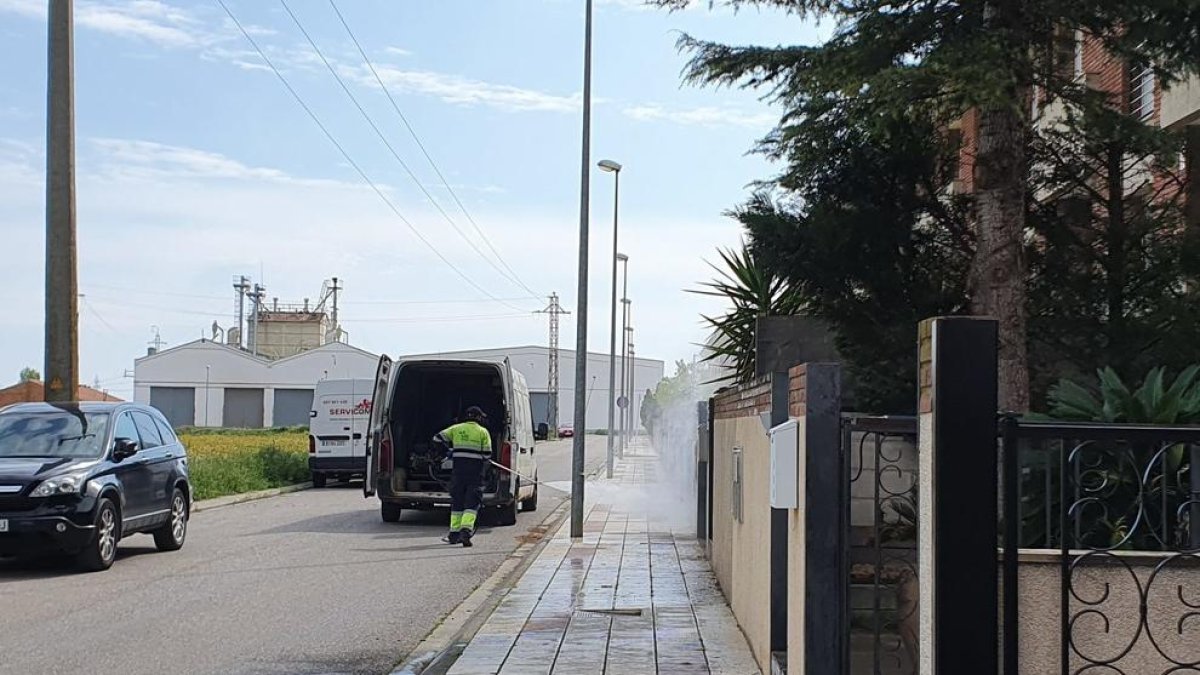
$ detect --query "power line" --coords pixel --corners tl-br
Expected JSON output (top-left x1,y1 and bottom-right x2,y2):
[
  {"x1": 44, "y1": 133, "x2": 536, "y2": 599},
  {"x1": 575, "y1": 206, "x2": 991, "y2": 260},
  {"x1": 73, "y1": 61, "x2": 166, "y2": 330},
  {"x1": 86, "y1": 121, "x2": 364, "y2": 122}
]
[
  {"x1": 215, "y1": 0, "x2": 524, "y2": 312},
  {"x1": 327, "y1": 0, "x2": 541, "y2": 298},
  {"x1": 279, "y1": 0, "x2": 536, "y2": 305},
  {"x1": 342, "y1": 296, "x2": 538, "y2": 306},
  {"x1": 344, "y1": 313, "x2": 537, "y2": 324}
]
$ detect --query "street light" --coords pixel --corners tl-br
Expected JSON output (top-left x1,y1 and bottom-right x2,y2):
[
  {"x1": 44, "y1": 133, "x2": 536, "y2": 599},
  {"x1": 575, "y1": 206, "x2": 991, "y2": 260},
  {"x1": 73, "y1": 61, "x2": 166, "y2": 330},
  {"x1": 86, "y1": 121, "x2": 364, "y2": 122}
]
[
  {"x1": 599, "y1": 159, "x2": 622, "y2": 479},
  {"x1": 569, "y1": 0, "x2": 595, "y2": 539},
  {"x1": 617, "y1": 258, "x2": 630, "y2": 459},
  {"x1": 204, "y1": 365, "x2": 211, "y2": 427}
]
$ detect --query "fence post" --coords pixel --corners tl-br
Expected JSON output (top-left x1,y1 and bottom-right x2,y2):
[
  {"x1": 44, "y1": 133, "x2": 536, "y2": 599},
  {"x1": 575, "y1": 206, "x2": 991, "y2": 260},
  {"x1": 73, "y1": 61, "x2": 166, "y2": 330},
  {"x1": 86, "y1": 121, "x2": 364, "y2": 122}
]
[
  {"x1": 918, "y1": 317, "x2": 999, "y2": 675},
  {"x1": 697, "y1": 399, "x2": 711, "y2": 545},
  {"x1": 770, "y1": 373, "x2": 791, "y2": 660},
  {"x1": 789, "y1": 363, "x2": 843, "y2": 674}
]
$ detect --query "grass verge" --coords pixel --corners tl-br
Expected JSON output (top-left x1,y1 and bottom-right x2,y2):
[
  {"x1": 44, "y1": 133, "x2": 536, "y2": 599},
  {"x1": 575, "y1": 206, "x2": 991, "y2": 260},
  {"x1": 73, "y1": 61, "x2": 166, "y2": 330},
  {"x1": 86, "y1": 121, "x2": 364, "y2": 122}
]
[{"x1": 179, "y1": 429, "x2": 310, "y2": 501}]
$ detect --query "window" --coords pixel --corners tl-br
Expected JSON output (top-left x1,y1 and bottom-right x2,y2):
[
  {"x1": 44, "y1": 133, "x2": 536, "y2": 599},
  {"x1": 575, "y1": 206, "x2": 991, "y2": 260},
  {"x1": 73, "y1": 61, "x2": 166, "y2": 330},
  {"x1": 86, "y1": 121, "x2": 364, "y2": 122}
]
[
  {"x1": 113, "y1": 413, "x2": 140, "y2": 450},
  {"x1": 133, "y1": 412, "x2": 164, "y2": 448},
  {"x1": 1129, "y1": 64, "x2": 1156, "y2": 120},
  {"x1": 153, "y1": 415, "x2": 177, "y2": 444},
  {"x1": 1074, "y1": 30, "x2": 1084, "y2": 79},
  {"x1": 0, "y1": 411, "x2": 110, "y2": 459}
]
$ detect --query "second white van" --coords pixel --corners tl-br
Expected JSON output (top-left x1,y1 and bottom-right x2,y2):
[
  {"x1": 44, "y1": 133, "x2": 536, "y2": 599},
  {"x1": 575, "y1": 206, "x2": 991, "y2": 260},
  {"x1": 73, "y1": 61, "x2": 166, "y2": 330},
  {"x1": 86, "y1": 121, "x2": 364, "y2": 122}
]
[{"x1": 308, "y1": 378, "x2": 373, "y2": 487}]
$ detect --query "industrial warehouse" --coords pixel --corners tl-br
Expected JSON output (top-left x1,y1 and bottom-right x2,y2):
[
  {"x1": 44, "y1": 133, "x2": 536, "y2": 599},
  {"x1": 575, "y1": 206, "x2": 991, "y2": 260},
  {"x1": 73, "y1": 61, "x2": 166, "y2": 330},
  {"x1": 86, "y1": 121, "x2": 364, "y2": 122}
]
[{"x1": 130, "y1": 278, "x2": 663, "y2": 430}]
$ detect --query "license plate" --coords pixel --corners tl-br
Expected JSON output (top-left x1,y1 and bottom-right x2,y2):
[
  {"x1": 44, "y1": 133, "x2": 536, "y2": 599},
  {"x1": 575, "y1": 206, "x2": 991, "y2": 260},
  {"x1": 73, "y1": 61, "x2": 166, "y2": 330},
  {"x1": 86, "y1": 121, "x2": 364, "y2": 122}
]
[
  {"x1": 0, "y1": 519, "x2": 8, "y2": 533},
  {"x1": 324, "y1": 440, "x2": 347, "y2": 447}
]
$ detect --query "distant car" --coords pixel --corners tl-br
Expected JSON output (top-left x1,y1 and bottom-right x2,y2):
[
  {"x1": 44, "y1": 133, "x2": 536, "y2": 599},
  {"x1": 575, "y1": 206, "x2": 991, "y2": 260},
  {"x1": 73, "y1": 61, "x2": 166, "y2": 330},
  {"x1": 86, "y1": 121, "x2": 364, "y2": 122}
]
[
  {"x1": 557, "y1": 424, "x2": 574, "y2": 438},
  {"x1": 533, "y1": 423, "x2": 550, "y2": 441},
  {"x1": 0, "y1": 402, "x2": 192, "y2": 572},
  {"x1": 308, "y1": 378, "x2": 372, "y2": 488}
]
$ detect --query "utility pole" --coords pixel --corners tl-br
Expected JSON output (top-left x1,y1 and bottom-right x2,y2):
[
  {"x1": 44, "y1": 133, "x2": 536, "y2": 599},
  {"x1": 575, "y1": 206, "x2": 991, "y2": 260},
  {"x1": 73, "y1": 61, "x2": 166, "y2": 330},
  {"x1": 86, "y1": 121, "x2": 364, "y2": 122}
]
[
  {"x1": 569, "y1": 0, "x2": 595, "y2": 539},
  {"x1": 233, "y1": 275, "x2": 250, "y2": 348},
  {"x1": 536, "y1": 293, "x2": 570, "y2": 433},
  {"x1": 249, "y1": 283, "x2": 265, "y2": 356},
  {"x1": 44, "y1": 0, "x2": 77, "y2": 403},
  {"x1": 330, "y1": 276, "x2": 341, "y2": 338}
]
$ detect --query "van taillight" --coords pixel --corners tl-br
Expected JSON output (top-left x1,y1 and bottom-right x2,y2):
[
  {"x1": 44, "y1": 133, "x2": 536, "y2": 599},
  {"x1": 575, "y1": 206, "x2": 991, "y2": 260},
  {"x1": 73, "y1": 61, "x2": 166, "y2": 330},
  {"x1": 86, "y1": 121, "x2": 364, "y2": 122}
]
[
  {"x1": 500, "y1": 441, "x2": 512, "y2": 468},
  {"x1": 308, "y1": 435, "x2": 316, "y2": 454},
  {"x1": 381, "y1": 437, "x2": 393, "y2": 470}
]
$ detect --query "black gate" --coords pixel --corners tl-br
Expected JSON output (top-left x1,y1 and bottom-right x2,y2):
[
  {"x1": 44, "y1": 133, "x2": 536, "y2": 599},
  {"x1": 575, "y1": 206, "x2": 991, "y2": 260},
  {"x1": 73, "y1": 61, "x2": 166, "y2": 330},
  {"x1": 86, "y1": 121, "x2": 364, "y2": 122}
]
[
  {"x1": 842, "y1": 415, "x2": 920, "y2": 675},
  {"x1": 1001, "y1": 418, "x2": 1200, "y2": 675}
]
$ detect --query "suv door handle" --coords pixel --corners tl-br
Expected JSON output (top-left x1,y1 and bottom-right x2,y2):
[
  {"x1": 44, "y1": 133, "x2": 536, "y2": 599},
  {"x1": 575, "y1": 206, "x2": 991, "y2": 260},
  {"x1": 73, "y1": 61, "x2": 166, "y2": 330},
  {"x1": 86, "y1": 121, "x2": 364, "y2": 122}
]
[{"x1": 519, "y1": 448, "x2": 528, "y2": 454}]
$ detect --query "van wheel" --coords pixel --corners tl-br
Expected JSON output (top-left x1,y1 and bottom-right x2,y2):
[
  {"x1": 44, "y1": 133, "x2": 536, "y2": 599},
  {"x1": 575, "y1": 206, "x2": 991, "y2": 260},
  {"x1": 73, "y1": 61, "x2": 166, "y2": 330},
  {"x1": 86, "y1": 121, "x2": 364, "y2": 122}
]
[
  {"x1": 381, "y1": 502, "x2": 402, "y2": 523},
  {"x1": 521, "y1": 476, "x2": 538, "y2": 513},
  {"x1": 496, "y1": 499, "x2": 518, "y2": 526},
  {"x1": 312, "y1": 473, "x2": 327, "y2": 488}
]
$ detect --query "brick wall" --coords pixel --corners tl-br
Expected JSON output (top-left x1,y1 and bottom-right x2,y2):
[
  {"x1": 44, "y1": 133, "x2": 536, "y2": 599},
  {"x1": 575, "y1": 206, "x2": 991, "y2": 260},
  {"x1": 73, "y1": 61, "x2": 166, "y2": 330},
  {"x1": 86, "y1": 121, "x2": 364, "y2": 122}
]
[
  {"x1": 788, "y1": 364, "x2": 807, "y2": 418},
  {"x1": 713, "y1": 376, "x2": 774, "y2": 420}
]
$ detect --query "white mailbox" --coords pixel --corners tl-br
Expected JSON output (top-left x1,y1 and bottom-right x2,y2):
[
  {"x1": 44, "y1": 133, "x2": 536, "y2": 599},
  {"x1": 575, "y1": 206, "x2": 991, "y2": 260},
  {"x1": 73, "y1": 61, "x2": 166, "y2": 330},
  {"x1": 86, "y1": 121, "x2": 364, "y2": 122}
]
[{"x1": 769, "y1": 419, "x2": 799, "y2": 509}]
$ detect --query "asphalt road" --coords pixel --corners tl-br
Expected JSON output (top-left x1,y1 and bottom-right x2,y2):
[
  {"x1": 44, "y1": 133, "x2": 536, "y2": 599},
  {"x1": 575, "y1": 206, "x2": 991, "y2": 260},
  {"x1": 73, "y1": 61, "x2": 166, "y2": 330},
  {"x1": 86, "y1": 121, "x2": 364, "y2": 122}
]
[{"x1": 0, "y1": 437, "x2": 606, "y2": 675}]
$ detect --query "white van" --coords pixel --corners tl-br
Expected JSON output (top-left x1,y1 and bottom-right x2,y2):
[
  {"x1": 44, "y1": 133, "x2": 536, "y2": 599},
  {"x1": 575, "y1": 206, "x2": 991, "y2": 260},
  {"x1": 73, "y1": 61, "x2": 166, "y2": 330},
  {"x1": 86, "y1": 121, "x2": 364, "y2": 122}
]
[
  {"x1": 363, "y1": 356, "x2": 537, "y2": 525},
  {"x1": 308, "y1": 379, "x2": 373, "y2": 488}
]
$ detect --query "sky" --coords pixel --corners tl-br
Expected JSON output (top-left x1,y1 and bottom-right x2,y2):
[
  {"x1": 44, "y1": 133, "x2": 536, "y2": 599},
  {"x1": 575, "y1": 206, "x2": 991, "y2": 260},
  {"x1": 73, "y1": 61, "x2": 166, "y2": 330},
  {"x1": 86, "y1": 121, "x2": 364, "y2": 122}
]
[{"x1": 0, "y1": 0, "x2": 821, "y2": 399}]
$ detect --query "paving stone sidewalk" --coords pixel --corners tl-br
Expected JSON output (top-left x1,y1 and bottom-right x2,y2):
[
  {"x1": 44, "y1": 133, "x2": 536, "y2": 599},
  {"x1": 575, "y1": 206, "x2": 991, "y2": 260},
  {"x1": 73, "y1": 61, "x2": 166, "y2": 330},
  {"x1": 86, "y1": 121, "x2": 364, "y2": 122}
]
[{"x1": 446, "y1": 444, "x2": 761, "y2": 675}]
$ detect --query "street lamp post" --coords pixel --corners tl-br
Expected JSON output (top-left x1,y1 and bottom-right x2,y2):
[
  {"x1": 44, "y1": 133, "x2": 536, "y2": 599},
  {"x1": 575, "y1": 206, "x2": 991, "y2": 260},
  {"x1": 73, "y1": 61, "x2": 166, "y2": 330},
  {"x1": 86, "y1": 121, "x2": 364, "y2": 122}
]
[
  {"x1": 599, "y1": 159, "x2": 622, "y2": 479},
  {"x1": 204, "y1": 365, "x2": 211, "y2": 427},
  {"x1": 617, "y1": 261, "x2": 630, "y2": 459},
  {"x1": 569, "y1": 0, "x2": 594, "y2": 539}
]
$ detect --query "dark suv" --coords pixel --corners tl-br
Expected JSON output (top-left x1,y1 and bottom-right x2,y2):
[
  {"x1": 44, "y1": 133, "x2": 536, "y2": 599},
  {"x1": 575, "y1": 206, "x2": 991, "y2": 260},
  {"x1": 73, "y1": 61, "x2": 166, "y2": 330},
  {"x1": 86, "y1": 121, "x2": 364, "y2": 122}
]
[{"x1": 0, "y1": 402, "x2": 192, "y2": 572}]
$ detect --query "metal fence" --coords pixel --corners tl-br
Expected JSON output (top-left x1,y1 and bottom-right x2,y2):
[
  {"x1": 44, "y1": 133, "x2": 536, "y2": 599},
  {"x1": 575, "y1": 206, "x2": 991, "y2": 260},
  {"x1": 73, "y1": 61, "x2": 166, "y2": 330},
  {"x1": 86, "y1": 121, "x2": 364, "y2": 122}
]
[
  {"x1": 1001, "y1": 418, "x2": 1200, "y2": 675},
  {"x1": 843, "y1": 415, "x2": 920, "y2": 675}
]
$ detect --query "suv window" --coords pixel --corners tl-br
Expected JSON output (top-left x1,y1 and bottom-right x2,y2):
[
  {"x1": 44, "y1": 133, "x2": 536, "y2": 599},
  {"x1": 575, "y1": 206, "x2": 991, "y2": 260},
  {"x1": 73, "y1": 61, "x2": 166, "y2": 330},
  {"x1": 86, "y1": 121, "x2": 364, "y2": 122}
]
[
  {"x1": 153, "y1": 415, "x2": 177, "y2": 444},
  {"x1": 113, "y1": 413, "x2": 141, "y2": 450},
  {"x1": 132, "y1": 412, "x2": 164, "y2": 448}
]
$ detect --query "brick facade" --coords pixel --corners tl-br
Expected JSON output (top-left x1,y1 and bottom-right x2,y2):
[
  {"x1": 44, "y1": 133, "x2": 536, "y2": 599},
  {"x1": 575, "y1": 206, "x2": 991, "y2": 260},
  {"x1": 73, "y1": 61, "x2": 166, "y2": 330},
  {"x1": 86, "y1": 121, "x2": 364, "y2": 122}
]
[
  {"x1": 788, "y1": 364, "x2": 807, "y2": 418},
  {"x1": 713, "y1": 375, "x2": 774, "y2": 420}
]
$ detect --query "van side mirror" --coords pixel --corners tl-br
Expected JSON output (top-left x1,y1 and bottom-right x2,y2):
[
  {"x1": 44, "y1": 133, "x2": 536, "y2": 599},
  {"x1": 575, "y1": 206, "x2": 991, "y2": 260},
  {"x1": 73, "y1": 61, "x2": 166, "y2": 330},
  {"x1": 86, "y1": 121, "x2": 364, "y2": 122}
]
[{"x1": 113, "y1": 437, "x2": 139, "y2": 460}]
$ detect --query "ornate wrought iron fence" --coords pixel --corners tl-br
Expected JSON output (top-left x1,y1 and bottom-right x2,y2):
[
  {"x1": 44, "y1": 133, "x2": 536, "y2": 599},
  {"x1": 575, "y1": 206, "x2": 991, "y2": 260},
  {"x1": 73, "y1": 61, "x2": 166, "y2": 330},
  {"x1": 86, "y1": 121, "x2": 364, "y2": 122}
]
[
  {"x1": 1001, "y1": 418, "x2": 1200, "y2": 675},
  {"x1": 843, "y1": 415, "x2": 920, "y2": 675}
]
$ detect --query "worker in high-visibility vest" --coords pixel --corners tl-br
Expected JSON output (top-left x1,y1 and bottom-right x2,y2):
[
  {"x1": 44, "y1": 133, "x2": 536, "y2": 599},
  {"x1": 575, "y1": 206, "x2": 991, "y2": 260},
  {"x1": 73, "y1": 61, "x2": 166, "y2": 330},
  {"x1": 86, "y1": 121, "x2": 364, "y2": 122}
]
[{"x1": 433, "y1": 406, "x2": 492, "y2": 547}]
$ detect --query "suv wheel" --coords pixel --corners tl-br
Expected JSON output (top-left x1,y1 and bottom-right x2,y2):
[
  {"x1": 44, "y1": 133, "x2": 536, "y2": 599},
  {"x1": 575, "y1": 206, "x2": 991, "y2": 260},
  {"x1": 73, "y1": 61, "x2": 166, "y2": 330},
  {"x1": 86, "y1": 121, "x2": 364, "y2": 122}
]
[
  {"x1": 153, "y1": 488, "x2": 189, "y2": 552},
  {"x1": 381, "y1": 502, "x2": 402, "y2": 523},
  {"x1": 77, "y1": 498, "x2": 120, "y2": 572}
]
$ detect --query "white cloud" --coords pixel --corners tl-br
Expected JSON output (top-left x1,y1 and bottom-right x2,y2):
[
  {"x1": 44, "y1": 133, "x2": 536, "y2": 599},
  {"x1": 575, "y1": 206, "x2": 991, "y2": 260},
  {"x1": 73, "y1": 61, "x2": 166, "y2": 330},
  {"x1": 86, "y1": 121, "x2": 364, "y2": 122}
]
[
  {"x1": 347, "y1": 64, "x2": 583, "y2": 113},
  {"x1": 623, "y1": 103, "x2": 777, "y2": 129},
  {"x1": 86, "y1": 138, "x2": 369, "y2": 190},
  {"x1": 383, "y1": 46, "x2": 413, "y2": 57}
]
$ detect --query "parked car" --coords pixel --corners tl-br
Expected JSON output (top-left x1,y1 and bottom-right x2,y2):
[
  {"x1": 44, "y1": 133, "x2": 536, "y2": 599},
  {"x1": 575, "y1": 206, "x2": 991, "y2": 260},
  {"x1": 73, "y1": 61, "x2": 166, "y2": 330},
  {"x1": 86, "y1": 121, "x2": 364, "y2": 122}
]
[
  {"x1": 557, "y1": 424, "x2": 574, "y2": 438},
  {"x1": 308, "y1": 378, "x2": 372, "y2": 487},
  {"x1": 0, "y1": 402, "x2": 192, "y2": 572},
  {"x1": 364, "y1": 355, "x2": 538, "y2": 525}
]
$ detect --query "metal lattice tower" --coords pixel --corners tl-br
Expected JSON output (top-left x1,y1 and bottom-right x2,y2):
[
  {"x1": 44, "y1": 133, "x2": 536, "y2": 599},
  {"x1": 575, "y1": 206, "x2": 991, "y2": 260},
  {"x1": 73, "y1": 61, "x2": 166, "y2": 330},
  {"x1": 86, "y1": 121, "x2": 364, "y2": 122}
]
[{"x1": 536, "y1": 293, "x2": 570, "y2": 430}]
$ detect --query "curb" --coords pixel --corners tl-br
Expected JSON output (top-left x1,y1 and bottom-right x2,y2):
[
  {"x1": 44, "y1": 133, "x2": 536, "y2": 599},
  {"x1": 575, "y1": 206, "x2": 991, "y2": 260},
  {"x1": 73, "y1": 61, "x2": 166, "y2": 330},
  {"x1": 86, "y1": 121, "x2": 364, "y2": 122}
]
[
  {"x1": 391, "y1": 459, "x2": 608, "y2": 675},
  {"x1": 192, "y1": 482, "x2": 312, "y2": 513}
]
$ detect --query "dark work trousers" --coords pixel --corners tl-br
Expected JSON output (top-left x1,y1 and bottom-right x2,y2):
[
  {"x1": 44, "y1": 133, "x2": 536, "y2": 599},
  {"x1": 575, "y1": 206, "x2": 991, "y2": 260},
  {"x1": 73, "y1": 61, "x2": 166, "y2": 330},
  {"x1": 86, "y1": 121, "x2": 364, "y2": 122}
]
[{"x1": 449, "y1": 456, "x2": 485, "y2": 533}]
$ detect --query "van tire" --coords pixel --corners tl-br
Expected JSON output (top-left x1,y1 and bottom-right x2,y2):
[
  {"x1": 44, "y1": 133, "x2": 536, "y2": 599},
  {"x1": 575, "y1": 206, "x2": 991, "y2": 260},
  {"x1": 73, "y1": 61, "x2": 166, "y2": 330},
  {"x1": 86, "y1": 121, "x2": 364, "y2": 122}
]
[
  {"x1": 312, "y1": 473, "x2": 327, "y2": 488},
  {"x1": 521, "y1": 476, "x2": 538, "y2": 513},
  {"x1": 496, "y1": 499, "x2": 518, "y2": 526},
  {"x1": 381, "y1": 502, "x2": 402, "y2": 523}
]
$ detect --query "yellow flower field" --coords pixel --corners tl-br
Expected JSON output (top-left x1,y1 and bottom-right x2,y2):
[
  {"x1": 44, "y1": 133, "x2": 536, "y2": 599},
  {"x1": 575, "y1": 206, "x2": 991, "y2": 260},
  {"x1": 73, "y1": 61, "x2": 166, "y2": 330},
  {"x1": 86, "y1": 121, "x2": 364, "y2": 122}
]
[{"x1": 178, "y1": 429, "x2": 310, "y2": 501}]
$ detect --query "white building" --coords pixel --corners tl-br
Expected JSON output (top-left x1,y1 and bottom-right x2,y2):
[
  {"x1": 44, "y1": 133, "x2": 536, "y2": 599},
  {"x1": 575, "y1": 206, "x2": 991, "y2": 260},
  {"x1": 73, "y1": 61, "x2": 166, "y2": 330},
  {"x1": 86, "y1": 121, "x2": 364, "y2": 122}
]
[
  {"x1": 134, "y1": 340, "x2": 378, "y2": 428},
  {"x1": 400, "y1": 346, "x2": 664, "y2": 433},
  {"x1": 134, "y1": 341, "x2": 664, "y2": 431}
]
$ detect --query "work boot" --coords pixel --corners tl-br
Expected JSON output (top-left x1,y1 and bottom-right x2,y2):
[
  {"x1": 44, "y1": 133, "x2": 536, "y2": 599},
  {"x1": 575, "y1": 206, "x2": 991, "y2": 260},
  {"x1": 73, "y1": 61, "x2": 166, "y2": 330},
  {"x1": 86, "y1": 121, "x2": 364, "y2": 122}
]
[
  {"x1": 461, "y1": 531, "x2": 473, "y2": 548},
  {"x1": 442, "y1": 531, "x2": 461, "y2": 545}
]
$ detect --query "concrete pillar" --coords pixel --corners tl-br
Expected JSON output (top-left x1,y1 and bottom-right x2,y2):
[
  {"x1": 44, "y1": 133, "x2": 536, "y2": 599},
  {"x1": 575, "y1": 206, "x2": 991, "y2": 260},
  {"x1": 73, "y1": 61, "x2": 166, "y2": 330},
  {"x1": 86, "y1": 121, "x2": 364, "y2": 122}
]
[
  {"x1": 918, "y1": 317, "x2": 999, "y2": 675},
  {"x1": 786, "y1": 363, "x2": 843, "y2": 675}
]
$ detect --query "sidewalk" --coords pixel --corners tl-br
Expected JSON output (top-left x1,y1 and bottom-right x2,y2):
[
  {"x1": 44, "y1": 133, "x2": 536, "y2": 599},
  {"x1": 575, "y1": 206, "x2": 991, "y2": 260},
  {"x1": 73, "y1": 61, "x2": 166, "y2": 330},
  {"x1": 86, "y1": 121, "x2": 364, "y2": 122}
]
[{"x1": 444, "y1": 443, "x2": 761, "y2": 675}]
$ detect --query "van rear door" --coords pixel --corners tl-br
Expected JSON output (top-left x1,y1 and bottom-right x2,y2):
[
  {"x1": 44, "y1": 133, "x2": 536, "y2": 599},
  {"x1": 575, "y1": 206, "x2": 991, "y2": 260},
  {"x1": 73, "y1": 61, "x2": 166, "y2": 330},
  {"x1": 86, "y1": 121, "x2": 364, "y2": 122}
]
[{"x1": 363, "y1": 355, "x2": 393, "y2": 498}]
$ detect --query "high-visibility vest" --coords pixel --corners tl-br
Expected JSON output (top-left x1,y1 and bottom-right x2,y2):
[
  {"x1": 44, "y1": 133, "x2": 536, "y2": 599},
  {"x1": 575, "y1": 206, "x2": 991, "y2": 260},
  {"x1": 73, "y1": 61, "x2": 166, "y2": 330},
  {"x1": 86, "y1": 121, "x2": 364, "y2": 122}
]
[{"x1": 435, "y1": 421, "x2": 492, "y2": 459}]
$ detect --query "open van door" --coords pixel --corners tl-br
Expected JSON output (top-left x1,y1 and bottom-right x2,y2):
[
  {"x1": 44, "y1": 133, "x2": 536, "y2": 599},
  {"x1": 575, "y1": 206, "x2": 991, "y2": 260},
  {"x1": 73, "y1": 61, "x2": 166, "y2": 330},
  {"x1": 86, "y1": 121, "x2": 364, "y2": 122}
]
[{"x1": 363, "y1": 355, "x2": 393, "y2": 498}]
